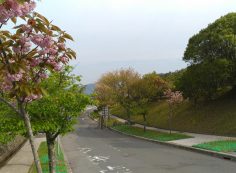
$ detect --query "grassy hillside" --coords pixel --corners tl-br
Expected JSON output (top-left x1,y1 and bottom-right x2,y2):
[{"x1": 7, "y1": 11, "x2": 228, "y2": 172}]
[{"x1": 111, "y1": 95, "x2": 236, "y2": 136}]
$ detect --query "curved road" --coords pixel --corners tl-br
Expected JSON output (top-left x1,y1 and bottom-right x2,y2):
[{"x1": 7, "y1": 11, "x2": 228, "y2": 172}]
[{"x1": 61, "y1": 113, "x2": 236, "y2": 173}]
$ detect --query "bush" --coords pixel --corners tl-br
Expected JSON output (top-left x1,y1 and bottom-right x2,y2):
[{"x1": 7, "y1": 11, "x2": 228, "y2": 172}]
[{"x1": 107, "y1": 118, "x2": 123, "y2": 127}]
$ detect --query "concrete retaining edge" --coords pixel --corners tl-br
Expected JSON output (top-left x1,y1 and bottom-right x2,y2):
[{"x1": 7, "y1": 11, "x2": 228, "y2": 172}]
[
  {"x1": 108, "y1": 127, "x2": 236, "y2": 162},
  {"x1": 88, "y1": 113, "x2": 236, "y2": 162}
]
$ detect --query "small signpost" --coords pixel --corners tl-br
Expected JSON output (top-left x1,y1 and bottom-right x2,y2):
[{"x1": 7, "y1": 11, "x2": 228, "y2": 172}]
[{"x1": 100, "y1": 106, "x2": 109, "y2": 129}]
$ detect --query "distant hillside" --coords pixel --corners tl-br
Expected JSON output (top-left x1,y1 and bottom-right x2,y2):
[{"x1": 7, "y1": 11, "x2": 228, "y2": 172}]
[
  {"x1": 84, "y1": 83, "x2": 95, "y2": 95},
  {"x1": 159, "y1": 68, "x2": 186, "y2": 88}
]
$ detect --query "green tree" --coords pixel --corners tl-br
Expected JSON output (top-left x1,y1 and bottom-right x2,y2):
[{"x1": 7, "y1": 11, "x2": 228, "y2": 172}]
[
  {"x1": 94, "y1": 72, "x2": 117, "y2": 109},
  {"x1": 143, "y1": 72, "x2": 169, "y2": 101},
  {"x1": 28, "y1": 67, "x2": 90, "y2": 173},
  {"x1": 184, "y1": 13, "x2": 236, "y2": 65},
  {"x1": 180, "y1": 13, "x2": 236, "y2": 101},
  {"x1": 177, "y1": 59, "x2": 231, "y2": 102},
  {"x1": 0, "y1": 102, "x2": 25, "y2": 144},
  {"x1": 131, "y1": 73, "x2": 169, "y2": 131},
  {"x1": 131, "y1": 78, "x2": 152, "y2": 132},
  {"x1": 161, "y1": 69, "x2": 186, "y2": 89},
  {"x1": 95, "y1": 68, "x2": 140, "y2": 124}
]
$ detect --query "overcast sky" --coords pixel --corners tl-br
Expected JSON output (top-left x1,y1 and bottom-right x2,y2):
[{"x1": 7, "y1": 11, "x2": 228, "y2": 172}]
[{"x1": 36, "y1": 0, "x2": 236, "y2": 84}]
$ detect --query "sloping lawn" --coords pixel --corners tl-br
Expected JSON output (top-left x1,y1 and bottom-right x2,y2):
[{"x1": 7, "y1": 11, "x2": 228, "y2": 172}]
[
  {"x1": 193, "y1": 140, "x2": 236, "y2": 152},
  {"x1": 29, "y1": 142, "x2": 67, "y2": 173},
  {"x1": 112, "y1": 125, "x2": 192, "y2": 142},
  {"x1": 111, "y1": 96, "x2": 236, "y2": 136}
]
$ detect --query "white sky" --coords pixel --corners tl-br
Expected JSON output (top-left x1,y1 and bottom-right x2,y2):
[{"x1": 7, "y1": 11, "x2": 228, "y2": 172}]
[{"x1": 36, "y1": 0, "x2": 236, "y2": 84}]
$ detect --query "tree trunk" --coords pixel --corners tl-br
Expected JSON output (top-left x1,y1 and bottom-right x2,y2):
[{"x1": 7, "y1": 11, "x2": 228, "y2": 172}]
[
  {"x1": 46, "y1": 133, "x2": 56, "y2": 173},
  {"x1": 127, "y1": 108, "x2": 131, "y2": 125},
  {"x1": 19, "y1": 102, "x2": 42, "y2": 173},
  {"x1": 169, "y1": 106, "x2": 172, "y2": 135},
  {"x1": 107, "y1": 106, "x2": 110, "y2": 120},
  {"x1": 100, "y1": 116, "x2": 104, "y2": 129},
  {"x1": 143, "y1": 114, "x2": 147, "y2": 132}
]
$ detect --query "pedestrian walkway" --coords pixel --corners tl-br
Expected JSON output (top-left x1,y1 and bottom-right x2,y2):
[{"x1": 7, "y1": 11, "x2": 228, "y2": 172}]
[
  {"x1": 111, "y1": 115, "x2": 236, "y2": 155},
  {"x1": 0, "y1": 138, "x2": 45, "y2": 173}
]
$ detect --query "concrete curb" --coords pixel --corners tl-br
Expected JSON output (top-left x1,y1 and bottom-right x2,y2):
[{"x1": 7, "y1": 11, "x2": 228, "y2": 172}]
[
  {"x1": 87, "y1": 112, "x2": 236, "y2": 162},
  {"x1": 108, "y1": 127, "x2": 236, "y2": 162},
  {"x1": 58, "y1": 136, "x2": 73, "y2": 173}
]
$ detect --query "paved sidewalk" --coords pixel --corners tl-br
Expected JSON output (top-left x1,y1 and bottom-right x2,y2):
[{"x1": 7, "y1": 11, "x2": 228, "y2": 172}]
[
  {"x1": 110, "y1": 115, "x2": 236, "y2": 156},
  {"x1": 0, "y1": 138, "x2": 45, "y2": 173}
]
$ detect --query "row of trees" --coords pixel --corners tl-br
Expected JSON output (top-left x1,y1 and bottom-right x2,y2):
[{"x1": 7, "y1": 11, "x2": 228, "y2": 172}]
[
  {"x1": 0, "y1": 1, "x2": 90, "y2": 173},
  {"x1": 95, "y1": 68, "x2": 183, "y2": 132},
  {"x1": 95, "y1": 12, "x2": 236, "y2": 135}
]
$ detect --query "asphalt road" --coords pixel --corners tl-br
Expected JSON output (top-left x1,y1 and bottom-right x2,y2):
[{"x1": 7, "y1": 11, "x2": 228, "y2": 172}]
[{"x1": 61, "y1": 113, "x2": 236, "y2": 173}]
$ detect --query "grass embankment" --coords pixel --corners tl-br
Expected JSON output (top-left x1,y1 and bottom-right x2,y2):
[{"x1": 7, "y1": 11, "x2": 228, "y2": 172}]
[
  {"x1": 193, "y1": 140, "x2": 236, "y2": 152},
  {"x1": 112, "y1": 125, "x2": 191, "y2": 141},
  {"x1": 111, "y1": 96, "x2": 236, "y2": 136},
  {"x1": 90, "y1": 111, "x2": 190, "y2": 141},
  {"x1": 29, "y1": 142, "x2": 67, "y2": 173}
]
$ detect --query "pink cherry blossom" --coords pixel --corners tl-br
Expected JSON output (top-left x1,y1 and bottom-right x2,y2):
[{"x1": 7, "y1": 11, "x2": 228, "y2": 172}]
[
  {"x1": 49, "y1": 47, "x2": 58, "y2": 55},
  {"x1": 31, "y1": 34, "x2": 44, "y2": 46},
  {"x1": 0, "y1": 4, "x2": 75, "y2": 101},
  {"x1": 30, "y1": 58, "x2": 41, "y2": 67},
  {"x1": 60, "y1": 56, "x2": 69, "y2": 64},
  {"x1": 0, "y1": 81, "x2": 13, "y2": 91},
  {"x1": 39, "y1": 48, "x2": 50, "y2": 55},
  {"x1": 57, "y1": 43, "x2": 65, "y2": 50},
  {"x1": 0, "y1": 0, "x2": 36, "y2": 25},
  {"x1": 21, "y1": 24, "x2": 32, "y2": 33},
  {"x1": 13, "y1": 46, "x2": 21, "y2": 53},
  {"x1": 7, "y1": 72, "x2": 23, "y2": 82},
  {"x1": 53, "y1": 63, "x2": 62, "y2": 71},
  {"x1": 165, "y1": 89, "x2": 183, "y2": 105},
  {"x1": 42, "y1": 35, "x2": 54, "y2": 48},
  {"x1": 25, "y1": 93, "x2": 42, "y2": 102},
  {"x1": 38, "y1": 72, "x2": 48, "y2": 79}
]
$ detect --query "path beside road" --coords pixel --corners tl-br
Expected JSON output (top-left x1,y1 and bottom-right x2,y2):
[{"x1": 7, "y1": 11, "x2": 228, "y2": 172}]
[{"x1": 0, "y1": 138, "x2": 45, "y2": 173}]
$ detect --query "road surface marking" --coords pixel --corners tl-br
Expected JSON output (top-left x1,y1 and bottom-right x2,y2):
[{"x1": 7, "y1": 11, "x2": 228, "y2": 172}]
[
  {"x1": 89, "y1": 156, "x2": 110, "y2": 163},
  {"x1": 78, "y1": 147, "x2": 92, "y2": 154},
  {"x1": 100, "y1": 165, "x2": 132, "y2": 173}
]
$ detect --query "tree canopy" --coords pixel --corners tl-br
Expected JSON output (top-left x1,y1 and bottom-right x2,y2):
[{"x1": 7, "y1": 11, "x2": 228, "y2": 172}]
[{"x1": 179, "y1": 13, "x2": 236, "y2": 101}]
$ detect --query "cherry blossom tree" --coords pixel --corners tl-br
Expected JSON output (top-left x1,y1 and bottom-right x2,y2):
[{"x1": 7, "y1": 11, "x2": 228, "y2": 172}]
[
  {"x1": 165, "y1": 90, "x2": 184, "y2": 134},
  {"x1": 0, "y1": 1, "x2": 76, "y2": 172}
]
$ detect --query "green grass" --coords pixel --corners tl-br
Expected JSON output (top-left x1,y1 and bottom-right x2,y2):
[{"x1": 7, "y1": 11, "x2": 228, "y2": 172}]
[
  {"x1": 112, "y1": 125, "x2": 191, "y2": 141},
  {"x1": 106, "y1": 118, "x2": 123, "y2": 127},
  {"x1": 29, "y1": 142, "x2": 67, "y2": 173},
  {"x1": 193, "y1": 140, "x2": 236, "y2": 152},
  {"x1": 111, "y1": 95, "x2": 236, "y2": 136}
]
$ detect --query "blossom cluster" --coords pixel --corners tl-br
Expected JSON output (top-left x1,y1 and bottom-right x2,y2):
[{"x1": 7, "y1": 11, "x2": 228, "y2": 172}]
[
  {"x1": 165, "y1": 89, "x2": 184, "y2": 105},
  {"x1": 9, "y1": 30, "x2": 67, "y2": 81},
  {"x1": 11, "y1": 31, "x2": 68, "y2": 73},
  {"x1": 0, "y1": 0, "x2": 36, "y2": 24},
  {"x1": 0, "y1": 9, "x2": 74, "y2": 103},
  {"x1": 25, "y1": 93, "x2": 42, "y2": 102}
]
